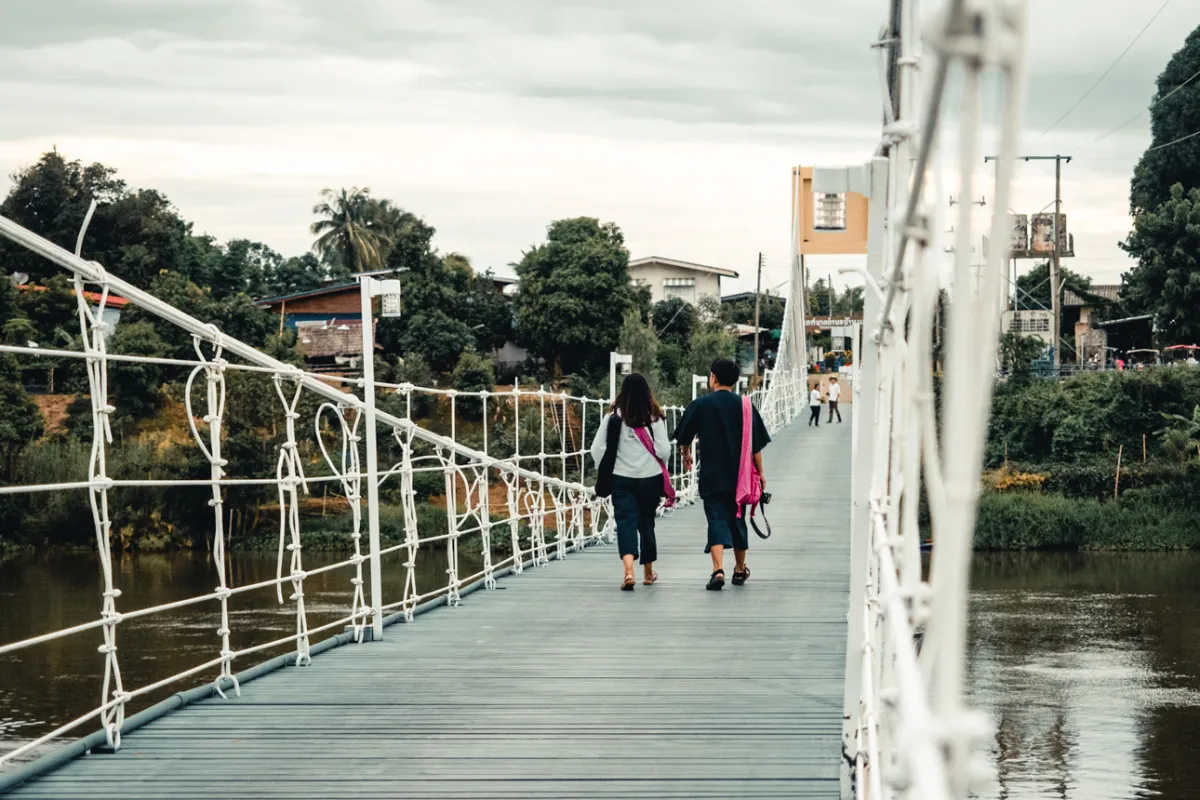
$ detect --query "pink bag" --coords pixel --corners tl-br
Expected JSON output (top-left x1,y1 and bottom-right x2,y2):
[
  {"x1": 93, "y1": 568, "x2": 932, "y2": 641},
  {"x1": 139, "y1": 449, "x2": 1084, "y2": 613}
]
[
  {"x1": 632, "y1": 426, "x2": 677, "y2": 509},
  {"x1": 735, "y1": 396, "x2": 762, "y2": 519}
]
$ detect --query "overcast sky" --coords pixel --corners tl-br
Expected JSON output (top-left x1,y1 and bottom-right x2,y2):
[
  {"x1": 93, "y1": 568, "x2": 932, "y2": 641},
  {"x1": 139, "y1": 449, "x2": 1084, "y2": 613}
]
[{"x1": 1, "y1": 0, "x2": 1194, "y2": 294}]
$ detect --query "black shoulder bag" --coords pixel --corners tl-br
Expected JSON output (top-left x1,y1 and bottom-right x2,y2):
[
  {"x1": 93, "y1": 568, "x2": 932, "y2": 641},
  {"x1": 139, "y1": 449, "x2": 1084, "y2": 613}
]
[
  {"x1": 593, "y1": 416, "x2": 623, "y2": 498},
  {"x1": 749, "y1": 492, "x2": 773, "y2": 539}
]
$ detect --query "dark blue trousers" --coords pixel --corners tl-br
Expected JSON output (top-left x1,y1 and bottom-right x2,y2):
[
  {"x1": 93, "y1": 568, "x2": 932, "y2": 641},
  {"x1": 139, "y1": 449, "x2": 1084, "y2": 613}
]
[{"x1": 611, "y1": 475, "x2": 661, "y2": 564}]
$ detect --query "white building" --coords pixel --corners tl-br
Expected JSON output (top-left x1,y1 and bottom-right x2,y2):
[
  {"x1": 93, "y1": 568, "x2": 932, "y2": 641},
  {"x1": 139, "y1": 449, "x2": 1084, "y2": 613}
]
[{"x1": 628, "y1": 257, "x2": 739, "y2": 305}]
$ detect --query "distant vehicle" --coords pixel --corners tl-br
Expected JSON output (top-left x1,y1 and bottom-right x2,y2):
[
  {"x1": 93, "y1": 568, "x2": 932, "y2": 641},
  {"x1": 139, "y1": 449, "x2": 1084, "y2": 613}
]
[
  {"x1": 1163, "y1": 344, "x2": 1200, "y2": 365},
  {"x1": 1126, "y1": 348, "x2": 1160, "y2": 367}
]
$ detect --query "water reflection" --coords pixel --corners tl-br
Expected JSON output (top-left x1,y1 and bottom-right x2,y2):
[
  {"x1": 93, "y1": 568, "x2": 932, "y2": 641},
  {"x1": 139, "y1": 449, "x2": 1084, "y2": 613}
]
[
  {"x1": 968, "y1": 552, "x2": 1200, "y2": 800},
  {"x1": 0, "y1": 547, "x2": 481, "y2": 765}
]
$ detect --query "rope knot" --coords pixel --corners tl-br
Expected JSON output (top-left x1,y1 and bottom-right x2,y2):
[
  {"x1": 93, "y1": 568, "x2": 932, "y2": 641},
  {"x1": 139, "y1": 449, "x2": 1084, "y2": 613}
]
[{"x1": 215, "y1": 586, "x2": 232, "y2": 600}]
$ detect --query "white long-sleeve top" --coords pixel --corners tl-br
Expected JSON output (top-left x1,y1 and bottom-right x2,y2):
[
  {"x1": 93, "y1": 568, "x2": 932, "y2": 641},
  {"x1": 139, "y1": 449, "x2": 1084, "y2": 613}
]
[{"x1": 589, "y1": 414, "x2": 671, "y2": 479}]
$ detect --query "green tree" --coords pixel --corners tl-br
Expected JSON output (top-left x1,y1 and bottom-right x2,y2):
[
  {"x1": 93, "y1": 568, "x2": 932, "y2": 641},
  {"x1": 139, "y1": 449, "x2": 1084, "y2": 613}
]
[
  {"x1": 1014, "y1": 262, "x2": 1095, "y2": 312},
  {"x1": 266, "y1": 253, "x2": 349, "y2": 297},
  {"x1": 651, "y1": 298, "x2": 696, "y2": 349},
  {"x1": 722, "y1": 295, "x2": 785, "y2": 332},
  {"x1": 688, "y1": 328, "x2": 737, "y2": 378},
  {"x1": 808, "y1": 277, "x2": 833, "y2": 317},
  {"x1": 514, "y1": 217, "x2": 634, "y2": 373},
  {"x1": 0, "y1": 354, "x2": 43, "y2": 478},
  {"x1": 105, "y1": 320, "x2": 171, "y2": 423},
  {"x1": 14, "y1": 274, "x2": 77, "y2": 339},
  {"x1": 121, "y1": 271, "x2": 273, "y2": 361},
  {"x1": 833, "y1": 286, "x2": 865, "y2": 317},
  {"x1": 378, "y1": 251, "x2": 476, "y2": 373},
  {"x1": 1130, "y1": 25, "x2": 1200, "y2": 215},
  {"x1": 217, "y1": 239, "x2": 283, "y2": 299},
  {"x1": 463, "y1": 272, "x2": 514, "y2": 352},
  {"x1": 310, "y1": 188, "x2": 393, "y2": 274},
  {"x1": 1121, "y1": 185, "x2": 1200, "y2": 344},
  {"x1": 0, "y1": 151, "x2": 190, "y2": 288},
  {"x1": 618, "y1": 312, "x2": 660, "y2": 387},
  {"x1": 382, "y1": 207, "x2": 437, "y2": 273},
  {"x1": 999, "y1": 332, "x2": 1046, "y2": 380},
  {"x1": 451, "y1": 349, "x2": 495, "y2": 421}
]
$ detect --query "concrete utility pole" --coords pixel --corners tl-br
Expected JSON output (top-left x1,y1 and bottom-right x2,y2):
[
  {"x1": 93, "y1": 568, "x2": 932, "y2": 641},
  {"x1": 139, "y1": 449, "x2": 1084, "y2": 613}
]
[
  {"x1": 1052, "y1": 156, "x2": 1064, "y2": 368},
  {"x1": 984, "y1": 154, "x2": 1071, "y2": 365},
  {"x1": 753, "y1": 252, "x2": 763, "y2": 383}
]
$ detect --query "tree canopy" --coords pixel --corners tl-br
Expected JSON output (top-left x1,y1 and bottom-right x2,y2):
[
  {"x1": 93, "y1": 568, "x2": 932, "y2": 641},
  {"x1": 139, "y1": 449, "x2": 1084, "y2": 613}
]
[
  {"x1": 1130, "y1": 25, "x2": 1200, "y2": 215},
  {"x1": 1121, "y1": 185, "x2": 1200, "y2": 344},
  {"x1": 514, "y1": 217, "x2": 635, "y2": 373},
  {"x1": 309, "y1": 188, "x2": 395, "y2": 274},
  {"x1": 0, "y1": 151, "x2": 190, "y2": 287}
]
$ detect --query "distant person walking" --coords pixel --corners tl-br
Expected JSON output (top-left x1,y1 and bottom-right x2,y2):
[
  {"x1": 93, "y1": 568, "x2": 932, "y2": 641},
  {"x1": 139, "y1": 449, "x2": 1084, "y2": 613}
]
[
  {"x1": 827, "y1": 377, "x2": 842, "y2": 423},
  {"x1": 674, "y1": 359, "x2": 770, "y2": 591},
  {"x1": 808, "y1": 384, "x2": 823, "y2": 427},
  {"x1": 591, "y1": 373, "x2": 673, "y2": 591}
]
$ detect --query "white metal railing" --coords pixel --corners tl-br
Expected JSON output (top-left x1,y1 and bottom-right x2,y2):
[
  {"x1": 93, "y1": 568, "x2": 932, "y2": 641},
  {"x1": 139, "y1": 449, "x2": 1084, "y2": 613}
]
[
  {"x1": 840, "y1": 0, "x2": 1030, "y2": 798},
  {"x1": 0, "y1": 212, "x2": 806, "y2": 771}
]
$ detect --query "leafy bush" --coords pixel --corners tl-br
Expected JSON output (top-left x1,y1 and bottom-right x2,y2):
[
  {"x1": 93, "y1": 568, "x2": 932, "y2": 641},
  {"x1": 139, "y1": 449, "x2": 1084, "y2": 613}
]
[
  {"x1": 987, "y1": 368, "x2": 1200, "y2": 466},
  {"x1": 973, "y1": 491, "x2": 1200, "y2": 551}
]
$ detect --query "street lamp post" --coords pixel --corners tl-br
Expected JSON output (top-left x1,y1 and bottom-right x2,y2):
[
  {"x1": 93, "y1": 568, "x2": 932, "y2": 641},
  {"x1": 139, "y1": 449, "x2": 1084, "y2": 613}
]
[
  {"x1": 358, "y1": 274, "x2": 402, "y2": 642},
  {"x1": 609, "y1": 352, "x2": 632, "y2": 403}
]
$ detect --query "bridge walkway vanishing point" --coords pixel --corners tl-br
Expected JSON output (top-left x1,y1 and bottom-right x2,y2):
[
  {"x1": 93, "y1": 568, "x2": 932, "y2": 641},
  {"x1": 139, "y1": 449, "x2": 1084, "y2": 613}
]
[{"x1": 6, "y1": 419, "x2": 851, "y2": 800}]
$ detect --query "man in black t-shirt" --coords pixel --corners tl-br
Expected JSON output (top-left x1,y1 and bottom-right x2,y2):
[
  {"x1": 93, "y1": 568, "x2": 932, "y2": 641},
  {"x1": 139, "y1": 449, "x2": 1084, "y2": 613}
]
[{"x1": 674, "y1": 359, "x2": 770, "y2": 590}]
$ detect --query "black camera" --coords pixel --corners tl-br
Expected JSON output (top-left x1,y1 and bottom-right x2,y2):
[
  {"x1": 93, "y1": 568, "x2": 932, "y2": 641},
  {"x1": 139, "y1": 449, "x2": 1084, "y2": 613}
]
[{"x1": 760, "y1": 492, "x2": 772, "y2": 505}]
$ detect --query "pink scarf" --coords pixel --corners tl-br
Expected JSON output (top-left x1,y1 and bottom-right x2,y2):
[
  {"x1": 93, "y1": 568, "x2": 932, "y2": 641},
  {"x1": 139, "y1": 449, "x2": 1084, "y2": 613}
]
[{"x1": 632, "y1": 426, "x2": 677, "y2": 508}]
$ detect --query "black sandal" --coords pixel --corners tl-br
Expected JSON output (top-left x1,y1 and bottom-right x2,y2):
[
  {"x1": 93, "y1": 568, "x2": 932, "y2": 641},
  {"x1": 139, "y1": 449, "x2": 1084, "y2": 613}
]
[
  {"x1": 706, "y1": 570, "x2": 725, "y2": 591},
  {"x1": 621, "y1": 574, "x2": 635, "y2": 591},
  {"x1": 732, "y1": 566, "x2": 750, "y2": 586}
]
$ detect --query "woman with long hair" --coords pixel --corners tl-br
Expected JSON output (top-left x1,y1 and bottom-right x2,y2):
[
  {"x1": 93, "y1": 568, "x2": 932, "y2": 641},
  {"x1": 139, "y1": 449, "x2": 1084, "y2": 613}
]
[{"x1": 590, "y1": 373, "x2": 672, "y2": 590}]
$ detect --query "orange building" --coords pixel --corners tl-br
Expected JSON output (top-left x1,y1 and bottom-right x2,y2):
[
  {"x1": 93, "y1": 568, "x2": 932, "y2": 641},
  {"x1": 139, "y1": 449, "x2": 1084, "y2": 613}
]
[{"x1": 791, "y1": 166, "x2": 870, "y2": 257}]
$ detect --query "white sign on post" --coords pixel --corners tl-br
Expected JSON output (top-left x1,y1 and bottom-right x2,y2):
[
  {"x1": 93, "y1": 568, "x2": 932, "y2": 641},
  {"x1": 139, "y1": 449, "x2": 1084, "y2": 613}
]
[{"x1": 375, "y1": 278, "x2": 403, "y2": 318}]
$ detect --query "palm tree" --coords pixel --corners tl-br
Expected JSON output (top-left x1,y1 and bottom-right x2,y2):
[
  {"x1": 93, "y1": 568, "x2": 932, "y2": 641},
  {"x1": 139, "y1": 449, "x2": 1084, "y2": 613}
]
[{"x1": 309, "y1": 188, "x2": 392, "y2": 273}]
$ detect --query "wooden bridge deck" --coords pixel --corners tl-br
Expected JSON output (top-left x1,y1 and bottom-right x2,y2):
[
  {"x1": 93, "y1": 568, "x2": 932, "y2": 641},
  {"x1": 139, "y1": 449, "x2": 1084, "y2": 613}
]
[{"x1": 6, "y1": 418, "x2": 851, "y2": 800}]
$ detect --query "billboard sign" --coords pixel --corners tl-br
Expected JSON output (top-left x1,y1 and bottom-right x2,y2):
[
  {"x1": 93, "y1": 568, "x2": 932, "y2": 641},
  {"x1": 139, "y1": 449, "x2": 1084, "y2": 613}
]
[
  {"x1": 1009, "y1": 214, "x2": 1028, "y2": 254},
  {"x1": 1030, "y1": 213, "x2": 1067, "y2": 254}
]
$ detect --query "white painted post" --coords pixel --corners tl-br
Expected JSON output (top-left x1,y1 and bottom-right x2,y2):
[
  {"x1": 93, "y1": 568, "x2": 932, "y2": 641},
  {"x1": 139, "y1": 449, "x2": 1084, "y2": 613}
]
[
  {"x1": 358, "y1": 276, "x2": 385, "y2": 642},
  {"x1": 691, "y1": 374, "x2": 707, "y2": 401},
  {"x1": 840, "y1": 156, "x2": 889, "y2": 794}
]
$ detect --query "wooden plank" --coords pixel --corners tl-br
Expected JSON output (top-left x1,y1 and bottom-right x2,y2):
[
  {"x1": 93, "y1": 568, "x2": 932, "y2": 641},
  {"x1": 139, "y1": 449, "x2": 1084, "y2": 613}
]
[{"x1": 7, "y1": 417, "x2": 851, "y2": 800}]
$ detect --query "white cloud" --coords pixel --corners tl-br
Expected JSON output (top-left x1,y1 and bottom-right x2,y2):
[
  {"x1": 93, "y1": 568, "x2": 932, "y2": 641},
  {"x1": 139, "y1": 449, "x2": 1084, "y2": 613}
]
[{"x1": 1, "y1": 0, "x2": 1195, "y2": 295}]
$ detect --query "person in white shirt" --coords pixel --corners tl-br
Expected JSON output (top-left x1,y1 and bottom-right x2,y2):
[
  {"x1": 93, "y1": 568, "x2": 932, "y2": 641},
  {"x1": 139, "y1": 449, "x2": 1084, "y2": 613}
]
[
  {"x1": 827, "y1": 376, "x2": 842, "y2": 423},
  {"x1": 590, "y1": 373, "x2": 672, "y2": 590},
  {"x1": 808, "y1": 385, "x2": 823, "y2": 427}
]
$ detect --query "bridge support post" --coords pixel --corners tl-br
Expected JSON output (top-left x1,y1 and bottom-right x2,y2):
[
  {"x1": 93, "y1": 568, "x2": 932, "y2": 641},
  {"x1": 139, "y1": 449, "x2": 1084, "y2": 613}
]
[
  {"x1": 841, "y1": 155, "x2": 889, "y2": 798},
  {"x1": 359, "y1": 276, "x2": 385, "y2": 642}
]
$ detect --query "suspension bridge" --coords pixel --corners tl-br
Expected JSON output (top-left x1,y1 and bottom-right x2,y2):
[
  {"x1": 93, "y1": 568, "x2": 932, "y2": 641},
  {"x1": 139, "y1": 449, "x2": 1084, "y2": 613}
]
[{"x1": 1, "y1": 0, "x2": 1030, "y2": 796}]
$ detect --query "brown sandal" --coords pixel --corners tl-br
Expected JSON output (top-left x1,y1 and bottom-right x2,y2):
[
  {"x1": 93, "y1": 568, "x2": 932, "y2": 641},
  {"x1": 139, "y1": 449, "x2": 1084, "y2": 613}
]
[{"x1": 643, "y1": 571, "x2": 658, "y2": 585}]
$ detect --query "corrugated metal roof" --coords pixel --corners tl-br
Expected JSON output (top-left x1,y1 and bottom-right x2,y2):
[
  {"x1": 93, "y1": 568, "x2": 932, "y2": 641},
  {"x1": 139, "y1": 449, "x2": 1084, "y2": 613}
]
[
  {"x1": 629, "y1": 256, "x2": 739, "y2": 279},
  {"x1": 1064, "y1": 284, "x2": 1121, "y2": 306},
  {"x1": 296, "y1": 323, "x2": 368, "y2": 358}
]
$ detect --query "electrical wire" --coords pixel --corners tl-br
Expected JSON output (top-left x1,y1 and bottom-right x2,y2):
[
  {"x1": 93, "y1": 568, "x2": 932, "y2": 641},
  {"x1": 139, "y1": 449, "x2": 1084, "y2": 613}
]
[
  {"x1": 1088, "y1": 64, "x2": 1200, "y2": 147},
  {"x1": 1091, "y1": 126, "x2": 1200, "y2": 160},
  {"x1": 1035, "y1": 0, "x2": 1172, "y2": 140}
]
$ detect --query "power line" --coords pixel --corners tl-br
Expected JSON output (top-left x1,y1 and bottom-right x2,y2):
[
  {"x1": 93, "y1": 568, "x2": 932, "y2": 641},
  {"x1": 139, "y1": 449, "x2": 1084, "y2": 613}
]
[
  {"x1": 1092, "y1": 126, "x2": 1200, "y2": 160},
  {"x1": 1035, "y1": 0, "x2": 1172, "y2": 140},
  {"x1": 1088, "y1": 64, "x2": 1200, "y2": 147}
]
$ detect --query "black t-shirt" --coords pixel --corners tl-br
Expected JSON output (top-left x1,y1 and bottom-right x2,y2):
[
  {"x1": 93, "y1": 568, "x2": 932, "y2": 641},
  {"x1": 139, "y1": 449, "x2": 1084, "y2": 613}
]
[{"x1": 673, "y1": 390, "x2": 771, "y2": 498}]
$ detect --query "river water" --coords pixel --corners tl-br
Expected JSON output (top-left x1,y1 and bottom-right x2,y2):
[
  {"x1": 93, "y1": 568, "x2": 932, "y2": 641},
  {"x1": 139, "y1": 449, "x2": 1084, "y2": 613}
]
[{"x1": 3, "y1": 550, "x2": 1200, "y2": 797}]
